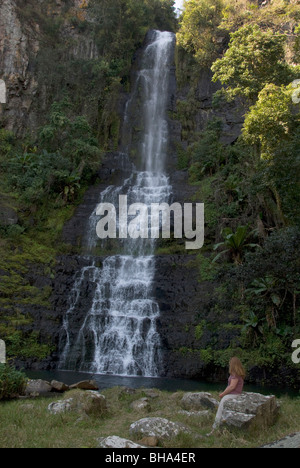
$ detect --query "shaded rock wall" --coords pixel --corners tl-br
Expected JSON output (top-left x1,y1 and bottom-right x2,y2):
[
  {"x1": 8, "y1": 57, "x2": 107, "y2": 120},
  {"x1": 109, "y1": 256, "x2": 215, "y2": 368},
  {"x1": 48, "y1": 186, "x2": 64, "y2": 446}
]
[
  {"x1": 0, "y1": 0, "x2": 40, "y2": 134},
  {"x1": 0, "y1": 0, "x2": 99, "y2": 135}
]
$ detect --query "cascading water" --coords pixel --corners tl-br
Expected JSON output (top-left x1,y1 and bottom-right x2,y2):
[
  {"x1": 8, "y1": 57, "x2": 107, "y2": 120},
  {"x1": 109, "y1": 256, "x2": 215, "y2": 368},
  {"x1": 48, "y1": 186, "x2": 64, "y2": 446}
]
[{"x1": 59, "y1": 31, "x2": 175, "y2": 377}]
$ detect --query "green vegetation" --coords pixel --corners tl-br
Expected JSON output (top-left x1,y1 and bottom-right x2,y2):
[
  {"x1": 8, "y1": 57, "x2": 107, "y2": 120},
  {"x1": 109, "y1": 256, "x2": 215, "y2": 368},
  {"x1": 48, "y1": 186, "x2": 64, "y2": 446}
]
[
  {"x1": 0, "y1": 386, "x2": 299, "y2": 448},
  {"x1": 213, "y1": 226, "x2": 259, "y2": 265},
  {"x1": 177, "y1": 0, "x2": 225, "y2": 67},
  {"x1": 211, "y1": 24, "x2": 294, "y2": 102},
  {"x1": 176, "y1": 0, "x2": 300, "y2": 382},
  {"x1": 0, "y1": 365, "x2": 27, "y2": 401}
]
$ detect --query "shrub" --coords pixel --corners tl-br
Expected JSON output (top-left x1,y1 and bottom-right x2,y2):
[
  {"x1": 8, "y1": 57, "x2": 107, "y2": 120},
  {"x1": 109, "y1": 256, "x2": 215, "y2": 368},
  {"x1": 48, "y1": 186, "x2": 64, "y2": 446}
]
[{"x1": 0, "y1": 364, "x2": 27, "y2": 400}]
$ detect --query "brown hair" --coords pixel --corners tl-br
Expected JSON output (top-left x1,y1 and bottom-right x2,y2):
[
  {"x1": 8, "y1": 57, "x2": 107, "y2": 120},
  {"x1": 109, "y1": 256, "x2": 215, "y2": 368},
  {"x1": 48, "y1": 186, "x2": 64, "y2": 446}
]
[{"x1": 229, "y1": 357, "x2": 246, "y2": 379}]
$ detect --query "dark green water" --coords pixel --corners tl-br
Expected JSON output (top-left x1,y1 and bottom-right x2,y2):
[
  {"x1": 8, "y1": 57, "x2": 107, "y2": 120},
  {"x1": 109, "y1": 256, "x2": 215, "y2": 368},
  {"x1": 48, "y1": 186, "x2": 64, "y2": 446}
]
[{"x1": 25, "y1": 370, "x2": 299, "y2": 398}]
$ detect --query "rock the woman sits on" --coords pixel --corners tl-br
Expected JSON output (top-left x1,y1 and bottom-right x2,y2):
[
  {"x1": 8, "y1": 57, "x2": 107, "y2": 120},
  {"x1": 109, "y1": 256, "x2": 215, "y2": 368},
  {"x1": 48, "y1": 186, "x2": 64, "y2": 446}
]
[{"x1": 207, "y1": 357, "x2": 246, "y2": 436}]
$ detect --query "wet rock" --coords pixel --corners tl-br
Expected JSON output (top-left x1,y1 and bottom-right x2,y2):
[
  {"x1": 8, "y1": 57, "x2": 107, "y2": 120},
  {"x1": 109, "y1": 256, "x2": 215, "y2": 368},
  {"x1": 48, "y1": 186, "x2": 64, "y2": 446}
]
[{"x1": 50, "y1": 380, "x2": 69, "y2": 393}]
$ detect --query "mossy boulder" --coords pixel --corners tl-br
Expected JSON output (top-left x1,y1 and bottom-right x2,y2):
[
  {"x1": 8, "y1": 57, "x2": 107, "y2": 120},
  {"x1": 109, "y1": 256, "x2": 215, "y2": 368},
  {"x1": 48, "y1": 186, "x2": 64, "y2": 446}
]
[{"x1": 48, "y1": 390, "x2": 107, "y2": 418}]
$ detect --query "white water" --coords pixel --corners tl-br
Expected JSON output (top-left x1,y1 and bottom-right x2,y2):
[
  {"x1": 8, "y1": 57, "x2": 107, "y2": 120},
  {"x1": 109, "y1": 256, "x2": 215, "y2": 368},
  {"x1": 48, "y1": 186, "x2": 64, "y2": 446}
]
[{"x1": 59, "y1": 31, "x2": 175, "y2": 376}]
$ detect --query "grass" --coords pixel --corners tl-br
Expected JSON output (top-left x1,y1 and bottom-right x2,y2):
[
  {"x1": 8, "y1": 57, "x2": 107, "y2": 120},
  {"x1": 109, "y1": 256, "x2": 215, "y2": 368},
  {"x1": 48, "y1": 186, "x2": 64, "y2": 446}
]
[{"x1": 0, "y1": 387, "x2": 299, "y2": 448}]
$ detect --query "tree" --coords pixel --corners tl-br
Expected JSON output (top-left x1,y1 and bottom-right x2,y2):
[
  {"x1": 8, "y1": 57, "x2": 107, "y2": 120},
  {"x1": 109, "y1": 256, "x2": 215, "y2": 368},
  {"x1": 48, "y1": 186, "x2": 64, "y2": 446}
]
[
  {"x1": 177, "y1": 0, "x2": 225, "y2": 66},
  {"x1": 211, "y1": 24, "x2": 293, "y2": 102},
  {"x1": 242, "y1": 82, "x2": 300, "y2": 225},
  {"x1": 242, "y1": 83, "x2": 294, "y2": 160},
  {"x1": 190, "y1": 117, "x2": 226, "y2": 178},
  {"x1": 213, "y1": 226, "x2": 258, "y2": 265},
  {"x1": 39, "y1": 98, "x2": 102, "y2": 174}
]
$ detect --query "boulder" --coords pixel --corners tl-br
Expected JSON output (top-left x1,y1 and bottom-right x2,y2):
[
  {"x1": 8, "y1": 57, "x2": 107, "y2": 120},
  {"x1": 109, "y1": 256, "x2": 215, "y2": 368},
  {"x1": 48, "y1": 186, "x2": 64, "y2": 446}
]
[
  {"x1": 261, "y1": 432, "x2": 300, "y2": 449},
  {"x1": 25, "y1": 379, "x2": 52, "y2": 396},
  {"x1": 69, "y1": 380, "x2": 99, "y2": 391},
  {"x1": 143, "y1": 389, "x2": 160, "y2": 399},
  {"x1": 69, "y1": 390, "x2": 107, "y2": 417},
  {"x1": 51, "y1": 380, "x2": 69, "y2": 393},
  {"x1": 222, "y1": 393, "x2": 280, "y2": 430},
  {"x1": 129, "y1": 417, "x2": 191, "y2": 443},
  {"x1": 48, "y1": 391, "x2": 107, "y2": 417},
  {"x1": 48, "y1": 399, "x2": 73, "y2": 415},
  {"x1": 181, "y1": 392, "x2": 219, "y2": 411},
  {"x1": 130, "y1": 398, "x2": 151, "y2": 412},
  {"x1": 98, "y1": 436, "x2": 147, "y2": 449}
]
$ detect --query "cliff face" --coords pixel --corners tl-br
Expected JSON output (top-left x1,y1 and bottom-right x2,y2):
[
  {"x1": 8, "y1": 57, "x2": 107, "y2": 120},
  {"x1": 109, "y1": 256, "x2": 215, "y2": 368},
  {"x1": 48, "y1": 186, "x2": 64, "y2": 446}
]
[
  {"x1": 0, "y1": 6, "x2": 245, "y2": 380},
  {"x1": 11, "y1": 34, "x2": 244, "y2": 383},
  {"x1": 0, "y1": 0, "x2": 98, "y2": 135},
  {"x1": 0, "y1": 0, "x2": 39, "y2": 134},
  {"x1": 0, "y1": 1, "x2": 246, "y2": 381}
]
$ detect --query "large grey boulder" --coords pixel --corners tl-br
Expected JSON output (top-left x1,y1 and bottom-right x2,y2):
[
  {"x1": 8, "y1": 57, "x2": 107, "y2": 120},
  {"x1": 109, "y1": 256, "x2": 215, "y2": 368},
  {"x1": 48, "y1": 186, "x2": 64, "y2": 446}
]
[
  {"x1": 129, "y1": 417, "x2": 191, "y2": 442},
  {"x1": 181, "y1": 392, "x2": 219, "y2": 411},
  {"x1": 48, "y1": 399, "x2": 73, "y2": 415},
  {"x1": 48, "y1": 391, "x2": 107, "y2": 417},
  {"x1": 261, "y1": 432, "x2": 300, "y2": 449},
  {"x1": 51, "y1": 380, "x2": 69, "y2": 393},
  {"x1": 222, "y1": 393, "x2": 280, "y2": 430},
  {"x1": 26, "y1": 380, "x2": 52, "y2": 396}
]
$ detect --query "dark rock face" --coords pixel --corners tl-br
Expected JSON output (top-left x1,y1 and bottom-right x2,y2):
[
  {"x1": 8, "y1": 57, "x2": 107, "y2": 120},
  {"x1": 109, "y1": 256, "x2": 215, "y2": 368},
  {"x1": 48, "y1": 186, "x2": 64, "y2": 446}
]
[
  {"x1": 61, "y1": 152, "x2": 134, "y2": 248},
  {"x1": 0, "y1": 0, "x2": 100, "y2": 136}
]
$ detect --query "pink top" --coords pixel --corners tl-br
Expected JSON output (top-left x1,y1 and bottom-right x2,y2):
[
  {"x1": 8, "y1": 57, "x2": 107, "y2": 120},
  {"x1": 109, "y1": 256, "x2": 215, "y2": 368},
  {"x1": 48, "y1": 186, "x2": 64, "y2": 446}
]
[{"x1": 228, "y1": 375, "x2": 244, "y2": 395}]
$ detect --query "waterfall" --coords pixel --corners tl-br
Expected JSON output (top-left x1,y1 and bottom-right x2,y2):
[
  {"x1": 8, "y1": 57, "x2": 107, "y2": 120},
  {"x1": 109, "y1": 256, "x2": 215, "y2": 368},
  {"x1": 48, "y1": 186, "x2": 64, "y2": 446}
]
[{"x1": 59, "y1": 31, "x2": 175, "y2": 377}]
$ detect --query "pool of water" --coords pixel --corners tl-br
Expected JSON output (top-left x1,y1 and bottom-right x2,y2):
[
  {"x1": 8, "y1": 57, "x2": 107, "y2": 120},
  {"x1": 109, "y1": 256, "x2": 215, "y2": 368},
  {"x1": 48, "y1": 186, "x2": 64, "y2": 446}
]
[{"x1": 24, "y1": 370, "x2": 299, "y2": 398}]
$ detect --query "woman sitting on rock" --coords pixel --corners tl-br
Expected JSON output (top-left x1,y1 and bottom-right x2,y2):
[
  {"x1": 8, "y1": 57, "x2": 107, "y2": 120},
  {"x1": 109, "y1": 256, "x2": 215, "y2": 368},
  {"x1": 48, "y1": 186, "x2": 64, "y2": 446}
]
[{"x1": 207, "y1": 357, "x2": 246, "y2": 436}]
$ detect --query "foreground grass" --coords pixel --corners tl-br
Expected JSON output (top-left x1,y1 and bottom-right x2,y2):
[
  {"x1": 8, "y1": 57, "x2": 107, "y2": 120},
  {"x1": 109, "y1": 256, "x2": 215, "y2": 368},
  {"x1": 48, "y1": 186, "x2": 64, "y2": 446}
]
[{"x1": 0, "y1": 387, "x2": 299, "y2": 448}]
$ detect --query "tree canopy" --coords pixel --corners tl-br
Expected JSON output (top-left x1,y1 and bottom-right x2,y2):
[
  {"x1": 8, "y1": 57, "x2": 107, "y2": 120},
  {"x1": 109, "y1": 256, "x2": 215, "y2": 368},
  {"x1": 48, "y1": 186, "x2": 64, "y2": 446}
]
[{"x1": 211, "y1": 24, "x2": 294, "y2": 102}]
